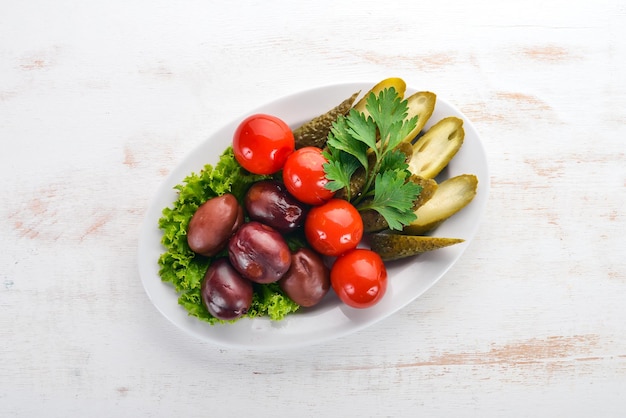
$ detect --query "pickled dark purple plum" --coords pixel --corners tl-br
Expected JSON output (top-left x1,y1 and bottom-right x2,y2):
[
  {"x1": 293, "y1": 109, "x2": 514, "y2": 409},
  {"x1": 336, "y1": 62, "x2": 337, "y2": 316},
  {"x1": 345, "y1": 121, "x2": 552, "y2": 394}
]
[
  {"x1": 244, "y1": 180, "x2": 308, "y2": 233},
  {"x1": 187, "y1": 193, "x2": 244, "y2": 257},
  {"x1": 201, "y1": 258, "x2": 253, "y2": 321},
  {"x1": 279, "y1": 248, "x2": 330, "y2": 307},
  {"x1": 228, "y1": 221, "x2": 291, "y2": 284}
]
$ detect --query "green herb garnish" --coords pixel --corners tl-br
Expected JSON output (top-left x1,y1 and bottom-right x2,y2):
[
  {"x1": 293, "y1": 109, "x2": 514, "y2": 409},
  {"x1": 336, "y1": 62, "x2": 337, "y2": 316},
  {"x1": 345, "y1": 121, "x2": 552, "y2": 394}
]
[{"x1": 323, "y1": 87, "x2": 422, "y2": 230}]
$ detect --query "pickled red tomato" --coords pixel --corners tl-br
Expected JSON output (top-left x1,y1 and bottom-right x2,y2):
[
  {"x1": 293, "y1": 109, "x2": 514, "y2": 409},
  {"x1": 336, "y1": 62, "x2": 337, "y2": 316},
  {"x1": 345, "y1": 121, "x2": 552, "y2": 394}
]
[
  {"x1": 330, "y1": 249, "x2": 387, "y2": 309},
  {"x1": 282, "y1": 147, "x2": 335, "y2": 205},
  {"x1": 232, "y1": 114, "x2": 295, "y2": 175},
  {"x1": 304, "y1": 199, "x2": 363, "y2": 257}
]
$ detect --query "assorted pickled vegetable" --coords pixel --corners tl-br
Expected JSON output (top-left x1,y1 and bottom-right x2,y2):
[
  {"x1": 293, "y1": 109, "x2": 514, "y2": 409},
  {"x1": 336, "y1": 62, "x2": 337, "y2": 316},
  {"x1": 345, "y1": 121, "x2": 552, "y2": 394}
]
[{"x1": 158, "y1": 77, "x2": 479, "y2": 325}]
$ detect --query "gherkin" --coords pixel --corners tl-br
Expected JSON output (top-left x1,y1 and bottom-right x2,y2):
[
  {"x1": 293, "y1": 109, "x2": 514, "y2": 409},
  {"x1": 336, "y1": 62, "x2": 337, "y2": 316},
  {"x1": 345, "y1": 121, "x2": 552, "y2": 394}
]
[
  {"x1": 408, "y1": 116, "x2": 465, "y2": 179},
  {"x1": 369, "y1": 234, "x2": 464, "y2": 261},
  {"x1": 403, "y1": 174, "x2": 478, "y2": 235},
  {"x1": 401, "y1": 91, "x2": 437, "y2": 143},
  {"x1": 293, "y1": 91, "x2": 359, "y2": 149},
  {"x1": 353, "y1": 77, "x2": 407, "y2": 118},
  {"x1": 410, "y1": 175, "x2": 438, "y2": 210}
]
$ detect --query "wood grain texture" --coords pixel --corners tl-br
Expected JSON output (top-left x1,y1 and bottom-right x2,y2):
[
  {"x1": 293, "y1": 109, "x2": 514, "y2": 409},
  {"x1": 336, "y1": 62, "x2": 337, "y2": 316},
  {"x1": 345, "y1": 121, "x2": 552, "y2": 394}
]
[{"x1": 1, "y1": 0, "x2": 625, "y2": 417}]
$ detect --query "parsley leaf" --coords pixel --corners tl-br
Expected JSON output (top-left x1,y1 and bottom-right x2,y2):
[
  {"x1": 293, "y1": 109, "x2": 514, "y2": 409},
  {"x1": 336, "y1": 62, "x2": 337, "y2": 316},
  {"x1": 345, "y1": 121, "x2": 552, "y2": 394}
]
[
  {"x1": 323, "y1": 87, "x2": 422, "y2": 230},
  {"x1": 327, "y1": 115, "x2": 370, "y2": 169},
  {"x1": 361, "y1": 171, "x2": 422, "y2": 230},
  {"x1": 365, "y1": 89, "x2": 418, "y2": 152},
  {"x1": 323, "y1": 148, "x2": 360, "y2": 194},
  {"x1": 345, "y1": 108, "x2": 378, "y2": 155},
  {"x1": 379, "y1": 148, "x2": 409, "y2": 173}
]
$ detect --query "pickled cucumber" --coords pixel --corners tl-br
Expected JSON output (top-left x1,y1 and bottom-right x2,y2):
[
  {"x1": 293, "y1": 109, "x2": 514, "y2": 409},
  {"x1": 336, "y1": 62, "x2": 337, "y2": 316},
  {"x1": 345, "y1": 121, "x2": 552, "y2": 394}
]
[
  {"x1": 360, "y1": 208, "x2": 389, "y2": 233},
  {"x1": 395, "y1": 141, "x2": 414, "y2": 163},
  {"x1": 293, "y1": 91, "x2": 359, "y2": 149},
  {"x1": 353, "y1": 77, "x2": 407, "y2": 119},
  {"x1": 401, "y1": 91, "x2": 437, "y2": 143},
  {"x1": 369, "y1": 233, "x2": 464, "y2": 261},
  {"x1": 410, "y1": 175, "x2": 438, "y2": 210},
  {"x1": 403, "y1": 174, "x2": 478, "y2": 235},
  {"x1": 334, "y1": 165, "x2": 367, "y2": 201},
  {"x1": 408, "y1": 116, "x2": 464, "y2": 179}
]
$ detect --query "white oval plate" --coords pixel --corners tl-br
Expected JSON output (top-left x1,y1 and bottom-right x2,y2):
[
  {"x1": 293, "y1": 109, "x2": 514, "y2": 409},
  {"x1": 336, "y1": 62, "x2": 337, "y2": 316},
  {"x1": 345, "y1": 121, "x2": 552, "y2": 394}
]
[{"x1": 138, "y1": 82, "x2": 489, "y2": 350}]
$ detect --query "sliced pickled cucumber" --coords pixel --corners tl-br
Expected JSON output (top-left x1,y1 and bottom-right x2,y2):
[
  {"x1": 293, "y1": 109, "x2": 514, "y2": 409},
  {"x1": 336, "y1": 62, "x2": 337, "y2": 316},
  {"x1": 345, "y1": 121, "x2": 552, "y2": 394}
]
[
  {"x1": 395, "y1": 141, "x2": 413, "y2": 163},
  {"x1": 293, "y1": 91, "x2": 359, "y2": 149},
  {"x1": 401, "y1": 91, "x2": 437, "y2": 143},
  {"x1": 403, "y1": 174, "x2": 478, "y2": 235},
  {"x1": 410, "y1": 175, "x2": 438, "y2": 210},
  {"x1": 408, "y1": 116, "x2": 464, "y2": 179},
  {"x1": 369, "y1": 233, "x2": 464, "y2": 261},
  {"x1": 354, "y1": 77, "x2": 407, "y2": 118}
]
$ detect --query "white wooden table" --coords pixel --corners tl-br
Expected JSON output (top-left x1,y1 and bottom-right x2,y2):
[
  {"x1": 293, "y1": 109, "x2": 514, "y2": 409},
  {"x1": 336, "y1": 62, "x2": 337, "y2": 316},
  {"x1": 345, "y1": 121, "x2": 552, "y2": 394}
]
[{"x1": 2, "y1": 1, "x2": 625, "y2": 416}]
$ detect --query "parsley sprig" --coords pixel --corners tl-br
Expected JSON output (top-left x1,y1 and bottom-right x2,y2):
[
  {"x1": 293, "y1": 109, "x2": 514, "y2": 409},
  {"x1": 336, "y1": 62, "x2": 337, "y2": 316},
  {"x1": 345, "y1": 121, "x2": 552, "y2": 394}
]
[{"x1": 323, "y1": 87, "x2": 423, "y2": 231}]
